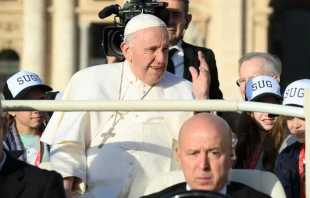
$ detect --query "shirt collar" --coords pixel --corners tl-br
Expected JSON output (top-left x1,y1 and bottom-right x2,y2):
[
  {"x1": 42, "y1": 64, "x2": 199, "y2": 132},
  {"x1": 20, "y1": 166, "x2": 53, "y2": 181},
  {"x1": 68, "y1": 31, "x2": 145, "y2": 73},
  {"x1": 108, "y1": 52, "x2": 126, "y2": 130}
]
[
  {"x1": 186, "y1": 183, "x2": 227, "y2": 195},
  {"x1": 169, "y1": 40, "x2": 183, "y2": 52},
  {"x1": 219, "y1": 184, "x2": 227, "y2": 195},
  {"x1": 0, "y1": 151, "x2": 7, "y2": 173}
]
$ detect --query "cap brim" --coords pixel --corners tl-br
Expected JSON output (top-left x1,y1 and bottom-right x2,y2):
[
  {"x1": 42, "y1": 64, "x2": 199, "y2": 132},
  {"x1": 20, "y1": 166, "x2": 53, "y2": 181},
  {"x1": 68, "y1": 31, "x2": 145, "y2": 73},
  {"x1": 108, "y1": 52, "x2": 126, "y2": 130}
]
[
  {"x1": 250, "y1": 93, "x2": 282, "y2": 102},
  {"x1": 283, "y1": 104, "x2": 303, "y2": 108},
  {"x1": 268, "y1": 113, "x2": 279, "y2": 118},
  {"x1": 13, "y1": 84, "x2": 53, "y2": 100}
]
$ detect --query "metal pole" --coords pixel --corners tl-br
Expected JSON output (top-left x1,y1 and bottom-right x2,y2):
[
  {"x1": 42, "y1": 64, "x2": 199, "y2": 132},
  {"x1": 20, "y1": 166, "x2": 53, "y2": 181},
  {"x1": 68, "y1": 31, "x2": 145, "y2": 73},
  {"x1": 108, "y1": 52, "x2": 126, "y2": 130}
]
[
  {"x1": 1, "y1": 100, "x2": 305, "y2": 118},
  {"x1": 305, "y1": 89, "x2": 310, "y2": 197}
]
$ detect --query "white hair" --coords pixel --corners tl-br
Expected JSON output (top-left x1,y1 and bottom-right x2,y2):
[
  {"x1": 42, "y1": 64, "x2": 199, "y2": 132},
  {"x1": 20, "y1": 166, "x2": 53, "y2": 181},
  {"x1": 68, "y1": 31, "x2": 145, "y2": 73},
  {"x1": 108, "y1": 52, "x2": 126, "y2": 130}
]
[
  {"x1": 238, "y1": 52, "x2": 282, "y2": 76},
  {"x1": 123, "y1": 33, "x2": 136, "y2": 49}
]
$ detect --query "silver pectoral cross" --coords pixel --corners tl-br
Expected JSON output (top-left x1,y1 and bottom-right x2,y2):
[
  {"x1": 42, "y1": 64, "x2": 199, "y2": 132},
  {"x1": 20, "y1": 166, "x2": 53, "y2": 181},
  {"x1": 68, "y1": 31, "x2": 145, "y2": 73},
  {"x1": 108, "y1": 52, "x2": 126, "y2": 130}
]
[{"x1": 98, "y1": 127, "x2": 116, "y2": 148}]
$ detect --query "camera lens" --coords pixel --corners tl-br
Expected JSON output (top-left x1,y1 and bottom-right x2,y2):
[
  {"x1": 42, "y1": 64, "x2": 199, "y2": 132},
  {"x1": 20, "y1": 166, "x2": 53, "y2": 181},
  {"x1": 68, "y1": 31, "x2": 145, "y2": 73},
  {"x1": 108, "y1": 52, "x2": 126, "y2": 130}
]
[{"x1": 110, "y1": 30, "x2": 124, "y2": 55}]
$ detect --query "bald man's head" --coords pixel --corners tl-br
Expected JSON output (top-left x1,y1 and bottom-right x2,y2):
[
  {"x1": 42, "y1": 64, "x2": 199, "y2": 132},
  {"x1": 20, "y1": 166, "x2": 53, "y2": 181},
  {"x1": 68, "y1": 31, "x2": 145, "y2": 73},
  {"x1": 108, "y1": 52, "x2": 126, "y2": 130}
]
[
  {"x1": 176, "y1": 113, "x2": 233, "y2": 192},
  {"x1": 179, "y1": 113, "x2": 232, "y2": 148}
]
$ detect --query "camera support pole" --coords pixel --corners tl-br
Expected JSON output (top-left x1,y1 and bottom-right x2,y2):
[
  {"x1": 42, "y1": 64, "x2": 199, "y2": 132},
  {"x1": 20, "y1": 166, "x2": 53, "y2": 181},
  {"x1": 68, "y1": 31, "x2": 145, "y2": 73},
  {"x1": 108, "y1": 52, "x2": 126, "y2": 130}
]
[{"x1": 305, "y1": 88, "x2": 310, "y2": 197}]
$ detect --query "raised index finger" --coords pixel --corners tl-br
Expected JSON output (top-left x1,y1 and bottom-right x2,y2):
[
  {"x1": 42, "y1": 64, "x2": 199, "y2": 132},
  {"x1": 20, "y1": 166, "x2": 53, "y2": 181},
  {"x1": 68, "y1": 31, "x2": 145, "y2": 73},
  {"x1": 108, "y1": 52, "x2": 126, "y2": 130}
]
[{"x1": 198, "y1": 51, "x2": 210, "y2": 73}]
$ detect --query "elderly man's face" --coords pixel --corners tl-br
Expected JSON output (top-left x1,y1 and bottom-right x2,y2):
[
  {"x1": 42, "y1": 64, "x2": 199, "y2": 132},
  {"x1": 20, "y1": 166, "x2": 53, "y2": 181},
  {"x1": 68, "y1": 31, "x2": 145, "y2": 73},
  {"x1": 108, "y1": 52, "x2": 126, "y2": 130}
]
[
  {"x1": 177, "y1": 118, "x2": 232, "y2": 192},
  {"x1": 158, "y1": 0, "x2": 191, "y2": 46},
  {"x1": 123, "y1": 27, "x2": 169, "y2": 85},
  {"x1": 238, "y1": 58, "x2": 279, "y2": 100}
]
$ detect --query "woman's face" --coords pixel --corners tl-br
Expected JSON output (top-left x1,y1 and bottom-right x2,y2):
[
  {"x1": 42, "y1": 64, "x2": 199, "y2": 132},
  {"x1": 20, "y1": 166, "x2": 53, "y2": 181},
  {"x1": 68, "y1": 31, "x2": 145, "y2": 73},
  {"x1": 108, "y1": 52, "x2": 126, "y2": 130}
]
[
  {"x1": 251, "y1": 96, "x2": 279, "y2": 132},
  {"x1": 287, "y1": 117, "x2": 306, "y2": 143}
]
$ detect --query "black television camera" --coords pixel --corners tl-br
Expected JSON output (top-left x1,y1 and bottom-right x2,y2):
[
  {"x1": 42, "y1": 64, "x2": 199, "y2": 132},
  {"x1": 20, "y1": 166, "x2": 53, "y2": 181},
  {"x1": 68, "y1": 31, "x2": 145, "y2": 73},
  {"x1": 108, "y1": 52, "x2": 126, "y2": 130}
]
[{"x1": 98, "y1": 0, "x2": 169, "y2": 56}]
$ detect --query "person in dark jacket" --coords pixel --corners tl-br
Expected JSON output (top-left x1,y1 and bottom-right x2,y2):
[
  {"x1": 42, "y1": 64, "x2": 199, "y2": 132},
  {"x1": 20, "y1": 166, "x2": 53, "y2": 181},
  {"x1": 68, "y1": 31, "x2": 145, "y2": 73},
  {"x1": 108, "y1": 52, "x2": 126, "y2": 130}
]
[
  {"x1": 0, "y1": 99, "x2": 66, "y2": 198},
  {"x1": 276, "y1": 79, "x2": 310, "y2": 198},
  {"x1": 157, "y1": 0, "x2": 223, "y2": 100},
  {"x1": 143, "y1": 113, "x2": 270, "y2": 198}
]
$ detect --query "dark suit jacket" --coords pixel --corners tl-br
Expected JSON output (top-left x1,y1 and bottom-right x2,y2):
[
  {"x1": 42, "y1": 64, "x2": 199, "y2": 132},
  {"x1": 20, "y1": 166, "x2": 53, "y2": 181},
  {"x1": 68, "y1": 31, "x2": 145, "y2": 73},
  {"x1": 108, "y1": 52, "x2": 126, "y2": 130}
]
[
  {"x1": 0, "y1": 151, "x2": 66, "y2": 198},
  {"x1": 142, "y1": 181, "x2": 271, "y2": 198},
  {"x1": 181, "y1": 41, "x2": 223, "y2": 100}
]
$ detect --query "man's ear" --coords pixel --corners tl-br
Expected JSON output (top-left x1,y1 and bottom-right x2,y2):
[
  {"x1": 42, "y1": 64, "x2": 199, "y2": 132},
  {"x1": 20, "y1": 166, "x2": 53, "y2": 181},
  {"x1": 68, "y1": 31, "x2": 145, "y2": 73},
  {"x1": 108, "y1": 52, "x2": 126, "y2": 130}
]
[
  {"x1": 121, "y1": 42, "x2": 132, "y2": 62},
  {"x1": 273, "y1": 75, "x2": 280, "y2": 83},
  {"x1": 184, "y1": 14, "x2": 192, "y2": 30},
  {"x1": 176, "y1": 146, "x2": 182, "y2": 168}
]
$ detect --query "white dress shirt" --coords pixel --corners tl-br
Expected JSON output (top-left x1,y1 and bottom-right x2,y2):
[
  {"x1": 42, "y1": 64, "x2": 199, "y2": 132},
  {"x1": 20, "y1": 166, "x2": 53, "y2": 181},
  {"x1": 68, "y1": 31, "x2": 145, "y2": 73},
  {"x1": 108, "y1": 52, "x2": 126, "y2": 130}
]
[
  {"x1": 170, "y1": 40, "x2": 184, "y2": 77},
  {"x1": 41, "y1": 61, "x2": 195, "y2": 198},
  {"x1": 186, "y1": 184, "x2": 228, "y2": 195}
]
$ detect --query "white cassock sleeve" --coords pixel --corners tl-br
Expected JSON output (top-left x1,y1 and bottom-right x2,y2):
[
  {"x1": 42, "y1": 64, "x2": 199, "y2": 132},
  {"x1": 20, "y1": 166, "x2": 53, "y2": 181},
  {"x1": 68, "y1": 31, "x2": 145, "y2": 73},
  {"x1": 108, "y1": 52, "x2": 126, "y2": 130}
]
[{"x1": 41, "y1": 73, "x2": 94, "y2": 189}]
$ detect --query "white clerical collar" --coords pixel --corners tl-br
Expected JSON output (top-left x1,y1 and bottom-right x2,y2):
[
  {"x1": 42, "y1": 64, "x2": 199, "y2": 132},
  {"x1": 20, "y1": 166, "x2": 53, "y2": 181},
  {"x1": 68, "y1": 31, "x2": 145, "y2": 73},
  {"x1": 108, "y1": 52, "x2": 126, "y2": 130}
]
[
  {"x1": 123, "y1": 60, "x2": 152, "y2": 89},
  {"x1": 169, "y1": 40, "x2": 183, "y2": 52},
  {"x1": 186, "y1": 184, "x2": 227, "y2": 195}
]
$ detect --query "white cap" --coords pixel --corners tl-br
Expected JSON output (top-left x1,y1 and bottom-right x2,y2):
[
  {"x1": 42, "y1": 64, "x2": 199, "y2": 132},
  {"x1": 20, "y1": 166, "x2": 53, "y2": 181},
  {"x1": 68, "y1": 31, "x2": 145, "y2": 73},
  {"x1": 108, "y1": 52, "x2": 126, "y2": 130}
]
[
  {"x1": 3, "y1": 71, "x2": 52, "y2": 100},
  {"x1": 245, "y1": 75, "x2": 282, "y2": 101},
  {"x1": 124, "y1": 14, "x2": 166, "y2": 36},
  {"x1": 283, "y1": 79, "x2": 310, "y2": 107}
]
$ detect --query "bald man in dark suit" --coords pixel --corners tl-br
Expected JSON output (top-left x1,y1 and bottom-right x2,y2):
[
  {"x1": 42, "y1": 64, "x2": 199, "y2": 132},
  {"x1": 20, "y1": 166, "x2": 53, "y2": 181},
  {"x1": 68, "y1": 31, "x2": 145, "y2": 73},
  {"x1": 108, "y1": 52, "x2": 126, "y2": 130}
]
[{"x1": 142, "y1": 114, "x2": 270, "y2": 198}]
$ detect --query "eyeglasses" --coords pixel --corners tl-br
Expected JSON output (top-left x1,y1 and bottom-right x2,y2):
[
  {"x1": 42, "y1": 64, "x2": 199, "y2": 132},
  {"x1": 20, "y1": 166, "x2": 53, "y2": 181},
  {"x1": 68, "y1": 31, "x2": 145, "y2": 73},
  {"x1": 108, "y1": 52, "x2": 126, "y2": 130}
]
[
  {"x1": 236, "y1": 75, "x2": 279, "y2": 87},
  {"x1": 236, "y1": 78, "x2": 247, "y2": 87}
]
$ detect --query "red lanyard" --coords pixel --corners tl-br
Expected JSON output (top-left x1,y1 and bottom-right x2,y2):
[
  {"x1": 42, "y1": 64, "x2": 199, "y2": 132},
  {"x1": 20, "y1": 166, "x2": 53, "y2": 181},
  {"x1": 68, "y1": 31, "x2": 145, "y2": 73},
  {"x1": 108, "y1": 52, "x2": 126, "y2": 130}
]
[
  {"x1": 248, "y1": 140, "x2": 264, "y2": 169},
  {"x1": 34, "y1": 130, "x2": 43, "y2": 167},
  {"x1": 299, "y1": 144, "x2": 305, "y2": 198}
]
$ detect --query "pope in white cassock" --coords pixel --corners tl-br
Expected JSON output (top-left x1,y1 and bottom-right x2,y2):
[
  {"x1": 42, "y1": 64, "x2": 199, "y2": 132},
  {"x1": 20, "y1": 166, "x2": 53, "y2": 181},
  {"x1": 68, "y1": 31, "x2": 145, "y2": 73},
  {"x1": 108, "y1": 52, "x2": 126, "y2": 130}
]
[{"x1": 41, "y1": 14, "x2": 211, "y2": 198}]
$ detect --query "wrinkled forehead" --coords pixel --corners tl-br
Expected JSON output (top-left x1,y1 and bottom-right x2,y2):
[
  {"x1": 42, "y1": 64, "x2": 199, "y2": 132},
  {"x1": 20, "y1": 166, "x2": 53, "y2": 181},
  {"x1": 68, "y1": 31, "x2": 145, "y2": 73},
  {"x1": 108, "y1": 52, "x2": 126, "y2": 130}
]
[
  {"x1": 165, "y1": 0, "x2": 187, "y2": 11},
  {"x1": 239, "y1": 58, "x2": 272, "y2": 75},
  {"x1": 132, "y1": 27, "x2": 168, "y2": 44}
]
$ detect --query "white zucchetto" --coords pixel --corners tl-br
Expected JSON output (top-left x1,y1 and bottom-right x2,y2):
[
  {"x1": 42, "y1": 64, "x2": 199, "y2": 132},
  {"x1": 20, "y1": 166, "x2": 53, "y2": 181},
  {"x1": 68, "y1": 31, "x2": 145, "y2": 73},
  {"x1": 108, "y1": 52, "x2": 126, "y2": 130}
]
[{"x1": 124, "y1": 14, "x2": 167, "y2": 36}]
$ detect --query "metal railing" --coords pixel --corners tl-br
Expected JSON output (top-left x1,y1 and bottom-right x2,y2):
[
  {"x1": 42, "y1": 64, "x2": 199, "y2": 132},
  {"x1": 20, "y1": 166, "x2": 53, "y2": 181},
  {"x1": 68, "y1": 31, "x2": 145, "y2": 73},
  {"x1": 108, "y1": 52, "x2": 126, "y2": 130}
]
[
  {"x1": 1, "y1": 100, "x2": 306, "y2": 117},
  {"x1": 2, "y1": 89, "x2": 310, "y2": 197}
]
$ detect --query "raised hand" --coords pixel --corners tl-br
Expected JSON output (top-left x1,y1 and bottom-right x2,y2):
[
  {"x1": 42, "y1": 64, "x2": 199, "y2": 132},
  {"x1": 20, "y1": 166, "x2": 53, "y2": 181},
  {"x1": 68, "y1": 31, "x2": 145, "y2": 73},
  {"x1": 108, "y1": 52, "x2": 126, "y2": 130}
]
[{"x1": 189, "y1": 51, "x2": 211, "y2": 100}]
